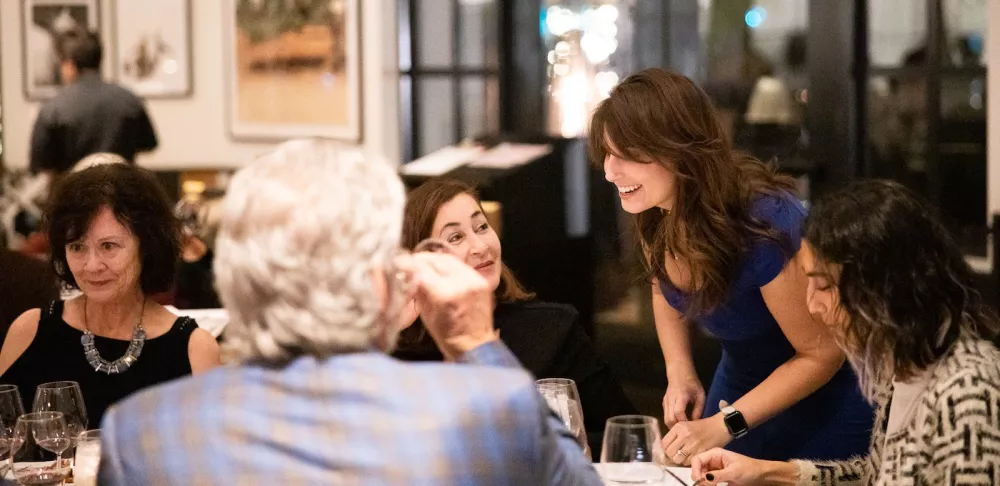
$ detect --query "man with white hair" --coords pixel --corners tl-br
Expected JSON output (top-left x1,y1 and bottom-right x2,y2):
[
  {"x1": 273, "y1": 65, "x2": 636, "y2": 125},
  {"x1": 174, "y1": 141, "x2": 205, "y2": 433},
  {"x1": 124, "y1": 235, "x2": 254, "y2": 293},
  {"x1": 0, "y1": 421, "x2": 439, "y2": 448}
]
[{"x1": 97, "y1": 139, "x2": 604, "y2": 485}]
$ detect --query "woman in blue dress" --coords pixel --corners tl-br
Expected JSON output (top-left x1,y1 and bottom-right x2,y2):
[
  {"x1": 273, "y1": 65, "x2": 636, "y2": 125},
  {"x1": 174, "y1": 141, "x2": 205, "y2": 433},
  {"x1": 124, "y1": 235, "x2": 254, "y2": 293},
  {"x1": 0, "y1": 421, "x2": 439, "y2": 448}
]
[{"x1": 589, "y1": 68, "x2": 874, "y2": 463}]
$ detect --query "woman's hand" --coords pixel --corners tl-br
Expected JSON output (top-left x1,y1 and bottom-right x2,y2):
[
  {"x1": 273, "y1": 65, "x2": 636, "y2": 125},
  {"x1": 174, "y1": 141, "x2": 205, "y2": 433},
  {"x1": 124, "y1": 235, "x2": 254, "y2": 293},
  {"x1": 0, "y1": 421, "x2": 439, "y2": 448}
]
[
  {"x1": 663, "y1": 373, "x2": 705, "y2": 427},
  {"x1": 690, "y1": 447, "x2": 798, "y2": 485},
  {"x1": 662, "y1": 410, "x2": 731, "y2": 466}
]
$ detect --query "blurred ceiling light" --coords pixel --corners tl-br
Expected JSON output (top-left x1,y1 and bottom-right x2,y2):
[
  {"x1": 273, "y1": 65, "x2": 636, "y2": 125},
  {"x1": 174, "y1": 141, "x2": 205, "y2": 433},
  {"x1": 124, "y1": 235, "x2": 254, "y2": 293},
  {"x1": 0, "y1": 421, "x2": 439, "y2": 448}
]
[
  {"x1": 970, "y1": 93, "x2": 983, "y2": 110},
  {"x1": 555, "y1": 41, "x2": 571, "y2": 57},
  {"x1": 559, "y1": 73, "x2": 589, "y2": 137},
  {"x1": 744, "y1": 6, "x2": 766, "y2": 29},
  {"x1": 546, "y1": 6, "x2": 578, "y2": 36},
  {"x1": 595, "y1": 71, "x2": 620, "y2": 98},
  {"x1": 580, "y1": 33, "x2": 617, "y2": 64},
  {"x1": 595, "y1": 4, "x2": 619, "y2": 23}
]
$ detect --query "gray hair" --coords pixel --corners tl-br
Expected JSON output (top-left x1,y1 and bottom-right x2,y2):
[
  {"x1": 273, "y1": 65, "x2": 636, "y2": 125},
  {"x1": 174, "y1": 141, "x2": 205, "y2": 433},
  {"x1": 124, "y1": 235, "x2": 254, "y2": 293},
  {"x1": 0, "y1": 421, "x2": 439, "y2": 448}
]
[{"x1": 213, "y1": 139, "x2": 406, "y2": 365}]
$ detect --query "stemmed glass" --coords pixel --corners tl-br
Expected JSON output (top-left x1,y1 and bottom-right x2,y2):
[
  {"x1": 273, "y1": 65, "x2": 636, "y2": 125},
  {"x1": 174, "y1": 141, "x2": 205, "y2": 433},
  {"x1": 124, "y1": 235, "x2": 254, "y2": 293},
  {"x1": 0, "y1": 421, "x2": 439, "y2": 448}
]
[
  {"x1": 413, "y1": 238, "x2": 452, "y2": 255},
  {"x1": 535, "y1": 378, "x2": 590, "y2": 457},
  {"x1": 393, "y1": 237, "x2": 455, "y2": 298},
  {"x1": 599, "y1": 415, "x2": 666, "y2": 484},
  {"x1": 11, "y1": 411, "x2": 70, "y2": 485},
  {"x1": 0, "y1": 385, "x2": 25, "y2": 477},
  {"x1": 33, "y1": 382, "x2": 87, "y2": 468}
]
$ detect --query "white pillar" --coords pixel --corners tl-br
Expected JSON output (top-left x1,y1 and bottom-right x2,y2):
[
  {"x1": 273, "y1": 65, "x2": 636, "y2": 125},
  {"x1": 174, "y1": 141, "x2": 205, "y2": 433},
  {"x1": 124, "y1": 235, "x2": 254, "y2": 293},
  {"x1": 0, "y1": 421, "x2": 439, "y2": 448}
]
[
  {"x1": 986, "y1": 0, "x2": 1000, "y2": 270},
  {"x1": 988, "y1": 0, "x2": 1000, "y2": 217}
]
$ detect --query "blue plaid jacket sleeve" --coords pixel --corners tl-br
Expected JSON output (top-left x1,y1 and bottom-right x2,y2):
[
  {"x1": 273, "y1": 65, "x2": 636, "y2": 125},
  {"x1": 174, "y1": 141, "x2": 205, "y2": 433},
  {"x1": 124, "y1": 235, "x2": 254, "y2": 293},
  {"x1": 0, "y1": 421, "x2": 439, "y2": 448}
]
[
  {"x1": 97, "y1": 341, "x2": 604, "y2": 485},
  {"x1": 459, "y1": 341, "x2": 603, "y2": 485}
]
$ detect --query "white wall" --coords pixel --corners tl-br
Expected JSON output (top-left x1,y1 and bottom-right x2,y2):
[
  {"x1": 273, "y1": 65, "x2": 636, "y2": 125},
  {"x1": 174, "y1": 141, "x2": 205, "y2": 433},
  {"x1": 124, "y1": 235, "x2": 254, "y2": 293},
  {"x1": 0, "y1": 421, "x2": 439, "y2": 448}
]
[
  {"x1": 988, "y1": 0, "x2": 1000, "y2": 217},
  {"x1": 0, "y1": 0, "x2": 400, "y2": 171}
]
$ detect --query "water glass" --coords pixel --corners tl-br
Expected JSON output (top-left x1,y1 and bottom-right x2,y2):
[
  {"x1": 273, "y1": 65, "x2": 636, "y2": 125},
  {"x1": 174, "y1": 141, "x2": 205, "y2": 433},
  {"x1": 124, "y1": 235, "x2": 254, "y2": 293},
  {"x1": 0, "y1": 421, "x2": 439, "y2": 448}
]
[
  {"x1": 535, "y1": 378, "x2": 589, "y2": 456},
  {"x1": 11, "y1": 411, "x2": 70, "y2": 486},
  {"x1": 33, "y1": 382, "x2": 88, "y2": 452},
  {"x1": 0, "y1": 385, "x2": 25, "y2": 476},
  {"x1": 600, "y1": 415, "x2": 665, "y2": 484},
  {"x1": 74, "y1": 430, "x2": 101, "y2": 486}
]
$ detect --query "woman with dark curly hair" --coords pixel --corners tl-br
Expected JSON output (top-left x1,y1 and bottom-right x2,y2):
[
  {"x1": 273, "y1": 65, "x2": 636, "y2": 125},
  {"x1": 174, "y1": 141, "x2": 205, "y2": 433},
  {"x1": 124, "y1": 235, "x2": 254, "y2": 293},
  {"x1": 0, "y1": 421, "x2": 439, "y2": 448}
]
[
  {"x1": 0, "y1": 164, "x2": 220, "y2": 426},
  {"x1": 592, "y1": 68, "x2": 872, "y2": 463},
  {"x1": 690, "y1": 179, "x2": 1000, "y2": 485}
]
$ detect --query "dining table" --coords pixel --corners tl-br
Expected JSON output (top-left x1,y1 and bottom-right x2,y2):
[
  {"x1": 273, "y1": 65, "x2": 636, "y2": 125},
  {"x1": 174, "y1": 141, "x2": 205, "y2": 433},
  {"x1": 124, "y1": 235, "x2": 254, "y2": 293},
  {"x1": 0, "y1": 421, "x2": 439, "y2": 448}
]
[{"x1": 596, "y1": 464, "x2": 696, "y2": 485}]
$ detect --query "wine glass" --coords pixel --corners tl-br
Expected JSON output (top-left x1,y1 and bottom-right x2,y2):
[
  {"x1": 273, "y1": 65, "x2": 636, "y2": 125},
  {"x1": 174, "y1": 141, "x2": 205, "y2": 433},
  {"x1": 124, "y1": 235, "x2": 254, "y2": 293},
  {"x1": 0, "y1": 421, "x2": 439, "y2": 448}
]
[
  {"x1": 413, "y1": 238, "x2": 453, "y2": 255},
  {"x1": 33, "y1": 382, "x2": 87, "y2": 464},
  {"x1": 73, "y1": 430, "x2": 101, "y2": 486},
  {"x1": 599, "y1": 415, "x2": 666, "y2": 484},
  {"x1": 11, "y1": 412, "x2": 70, "y2": 486},
  {"x1": 535, "y1": 378, "x2": 590, "y2": 457},
  {"x1": 0, "y1": 385, "x2": 25, "y2": 477},
  {"x1": 393, "y1": 237, "x2": 455, "y2": 293}
]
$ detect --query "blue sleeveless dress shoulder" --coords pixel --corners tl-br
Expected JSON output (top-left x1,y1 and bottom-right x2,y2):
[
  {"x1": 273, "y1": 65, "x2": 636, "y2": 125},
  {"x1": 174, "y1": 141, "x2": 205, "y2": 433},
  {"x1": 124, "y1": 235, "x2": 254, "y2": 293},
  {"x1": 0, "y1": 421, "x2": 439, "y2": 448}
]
[{"x1": 659, "y1": 193, "x2": 874, "y2": 461}]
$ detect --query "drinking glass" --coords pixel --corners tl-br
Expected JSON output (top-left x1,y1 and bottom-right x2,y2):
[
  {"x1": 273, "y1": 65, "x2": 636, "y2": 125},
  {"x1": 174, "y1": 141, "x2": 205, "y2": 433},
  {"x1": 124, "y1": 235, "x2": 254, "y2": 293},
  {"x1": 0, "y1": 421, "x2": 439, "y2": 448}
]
[
  {"x1": 599, "y1": 415, "x2": 665, "y2": 484},
  {"x1": 32, "y1": 382, "x2": 87, "y2": 454},
  {"x1": 0, "y1": 385, "x2": 25, "y2": 477},
  {"x1": 393, "y1": 237, "x2": 455, "y2": 293},
  {"x1": 11, "y1": 412, "x2": 70, "y2": 486},
  {"x1": 535, "y1": 378, "x2": 590, "y2": 456},
  {"x1": 73, "y1": 430, "x2": 101, "y2": 486},
  {"x1": 413, "y1": 238, "x2": 453, "y2": 254}
]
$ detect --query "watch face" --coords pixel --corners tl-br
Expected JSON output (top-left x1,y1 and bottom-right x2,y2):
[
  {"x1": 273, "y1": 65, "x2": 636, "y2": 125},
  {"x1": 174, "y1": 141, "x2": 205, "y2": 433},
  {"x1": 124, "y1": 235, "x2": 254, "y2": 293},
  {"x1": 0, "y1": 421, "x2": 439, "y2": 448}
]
[{"x1": 724, "y1": 410, "x2": 749, "y2": 436}]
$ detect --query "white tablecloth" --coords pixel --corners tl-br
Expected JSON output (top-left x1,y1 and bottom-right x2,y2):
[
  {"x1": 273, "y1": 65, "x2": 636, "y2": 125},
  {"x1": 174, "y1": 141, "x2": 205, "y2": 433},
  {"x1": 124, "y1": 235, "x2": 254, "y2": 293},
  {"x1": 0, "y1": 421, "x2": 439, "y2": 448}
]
[
  {"x1": 164, "y1": 306, "x2": 229, "y2": 337},
  {"x1": 595, "y1": 464, "x2": 695, "y2": 485}
]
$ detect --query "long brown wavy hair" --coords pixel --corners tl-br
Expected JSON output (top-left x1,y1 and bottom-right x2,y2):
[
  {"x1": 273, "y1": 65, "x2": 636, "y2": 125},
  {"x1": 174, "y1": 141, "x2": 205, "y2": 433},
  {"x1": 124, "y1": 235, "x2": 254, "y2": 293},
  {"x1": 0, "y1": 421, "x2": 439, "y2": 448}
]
[
  {"x1": 589, "y1": 68, "x2": 797, "y2": 316},
  {"x1": 395, "y1": 178, "x2": 534, "y2": 356}
]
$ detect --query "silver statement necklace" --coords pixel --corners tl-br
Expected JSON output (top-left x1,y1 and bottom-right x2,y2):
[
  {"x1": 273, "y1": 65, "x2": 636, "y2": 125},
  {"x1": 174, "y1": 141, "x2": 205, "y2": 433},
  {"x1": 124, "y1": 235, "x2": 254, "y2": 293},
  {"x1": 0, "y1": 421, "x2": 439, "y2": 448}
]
[{"x1": 80, "y1": 297, "x2": 147, "y2": 374}]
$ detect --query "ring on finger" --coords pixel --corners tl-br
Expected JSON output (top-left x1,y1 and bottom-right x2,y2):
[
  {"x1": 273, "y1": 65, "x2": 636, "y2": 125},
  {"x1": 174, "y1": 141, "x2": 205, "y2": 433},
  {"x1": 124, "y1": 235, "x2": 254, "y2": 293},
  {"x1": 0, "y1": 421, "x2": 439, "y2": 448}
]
[{"x1": 674, "y1": 450, "x2": 688, "y2": 459}]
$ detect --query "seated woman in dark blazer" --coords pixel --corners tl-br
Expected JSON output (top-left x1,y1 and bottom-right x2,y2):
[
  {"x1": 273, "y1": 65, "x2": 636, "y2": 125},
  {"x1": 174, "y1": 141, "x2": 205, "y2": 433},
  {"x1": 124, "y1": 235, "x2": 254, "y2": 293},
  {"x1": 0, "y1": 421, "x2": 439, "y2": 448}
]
[{"x1": 393, "y1": 178, "x2": 636, "y2": 456}]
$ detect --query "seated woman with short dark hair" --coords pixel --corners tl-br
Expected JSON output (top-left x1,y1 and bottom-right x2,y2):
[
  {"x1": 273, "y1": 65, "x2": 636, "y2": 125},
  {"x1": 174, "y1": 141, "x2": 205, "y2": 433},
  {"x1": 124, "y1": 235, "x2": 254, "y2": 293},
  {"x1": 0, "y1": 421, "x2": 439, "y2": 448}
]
[{"x1": 0, "y1": 164, "x2": 221, "y2": 427}]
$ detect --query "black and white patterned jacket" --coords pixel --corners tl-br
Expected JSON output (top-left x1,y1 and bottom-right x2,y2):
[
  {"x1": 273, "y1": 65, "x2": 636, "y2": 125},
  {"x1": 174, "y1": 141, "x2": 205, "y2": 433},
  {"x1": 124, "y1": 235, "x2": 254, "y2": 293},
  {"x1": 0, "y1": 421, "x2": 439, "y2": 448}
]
[{"x1": 794, "y1": 334, "x2": 1000, "y2": 485}]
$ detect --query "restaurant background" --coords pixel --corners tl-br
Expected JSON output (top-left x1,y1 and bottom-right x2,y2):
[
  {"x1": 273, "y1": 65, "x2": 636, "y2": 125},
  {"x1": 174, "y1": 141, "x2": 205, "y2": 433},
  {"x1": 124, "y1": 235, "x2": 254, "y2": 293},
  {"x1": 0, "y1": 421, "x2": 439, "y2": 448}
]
[{"x1": 0, "y1": 0, "x2": 997, "y2": 420}]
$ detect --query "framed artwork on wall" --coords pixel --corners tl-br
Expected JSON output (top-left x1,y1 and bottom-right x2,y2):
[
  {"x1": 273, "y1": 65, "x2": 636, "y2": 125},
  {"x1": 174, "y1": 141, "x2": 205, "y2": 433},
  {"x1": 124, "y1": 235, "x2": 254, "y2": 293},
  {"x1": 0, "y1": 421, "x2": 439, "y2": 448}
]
[
  {"x1": 21, "y1": 0, "x2": 100, "y2": 100},
  {"x1": 224, "y1": 0, "x2": 362, "y2": 141},
  {"x1": 112, "y1": 0, "x2": 193, "y2": 98}
]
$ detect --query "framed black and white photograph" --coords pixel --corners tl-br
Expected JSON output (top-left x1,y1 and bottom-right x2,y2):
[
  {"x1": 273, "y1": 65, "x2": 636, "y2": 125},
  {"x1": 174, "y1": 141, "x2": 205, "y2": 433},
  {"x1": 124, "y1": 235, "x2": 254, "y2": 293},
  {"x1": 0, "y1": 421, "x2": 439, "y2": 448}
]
[
  {"x1": 113, "y1": 0, "x2": 192, "y2": 98},
  {"x1": 21, "y1": 0, "x2": 100, "y2": 100},
  {"x1": 224, "y1": 0, "x2": 362, "y2": 141}
]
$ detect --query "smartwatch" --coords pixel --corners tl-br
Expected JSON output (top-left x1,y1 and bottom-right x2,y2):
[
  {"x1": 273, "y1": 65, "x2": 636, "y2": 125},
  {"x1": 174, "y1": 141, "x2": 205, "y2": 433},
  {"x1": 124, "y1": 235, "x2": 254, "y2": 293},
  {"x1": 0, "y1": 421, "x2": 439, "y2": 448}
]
[{"x1": 721, "y1": 405, "x2": 749, "y2": 439}]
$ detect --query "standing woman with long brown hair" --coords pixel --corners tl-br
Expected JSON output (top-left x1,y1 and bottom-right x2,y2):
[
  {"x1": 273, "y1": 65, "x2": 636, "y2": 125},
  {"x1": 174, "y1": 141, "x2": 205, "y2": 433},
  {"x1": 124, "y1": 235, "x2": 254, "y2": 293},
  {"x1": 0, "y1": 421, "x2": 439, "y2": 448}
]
[{"x1": 590, "y1": 68, "x2": 873, "y2": 463}]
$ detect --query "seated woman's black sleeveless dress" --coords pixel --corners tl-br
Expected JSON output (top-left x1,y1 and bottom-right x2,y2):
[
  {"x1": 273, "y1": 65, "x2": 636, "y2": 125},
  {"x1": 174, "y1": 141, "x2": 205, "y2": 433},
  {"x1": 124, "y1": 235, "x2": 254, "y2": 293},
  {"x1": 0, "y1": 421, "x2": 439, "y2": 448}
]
[{"x1": 2, "y1": 301, "x2": 198, "y2": 427}]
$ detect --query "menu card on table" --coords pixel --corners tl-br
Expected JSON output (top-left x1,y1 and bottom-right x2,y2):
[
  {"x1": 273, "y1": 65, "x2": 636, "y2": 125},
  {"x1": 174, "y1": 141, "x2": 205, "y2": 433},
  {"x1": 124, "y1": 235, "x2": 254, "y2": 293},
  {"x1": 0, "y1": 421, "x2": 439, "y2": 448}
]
[{"x1": 399, "y1": 146, "x2": 484, "y2": 177}]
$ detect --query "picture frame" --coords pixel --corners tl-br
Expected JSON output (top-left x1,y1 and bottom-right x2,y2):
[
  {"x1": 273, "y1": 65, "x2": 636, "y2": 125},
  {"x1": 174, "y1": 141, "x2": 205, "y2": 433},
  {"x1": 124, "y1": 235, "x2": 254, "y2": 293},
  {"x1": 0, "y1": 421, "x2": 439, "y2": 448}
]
[
  {"x1": 21, "y1": 0, "x2": 100, "y2": 100},
  {"x1": 224, "y1": 0, "x2": 362, "y2": 142},
  {"x1": 112, "y1": 0, "x2": 193, "y2": 98}
]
